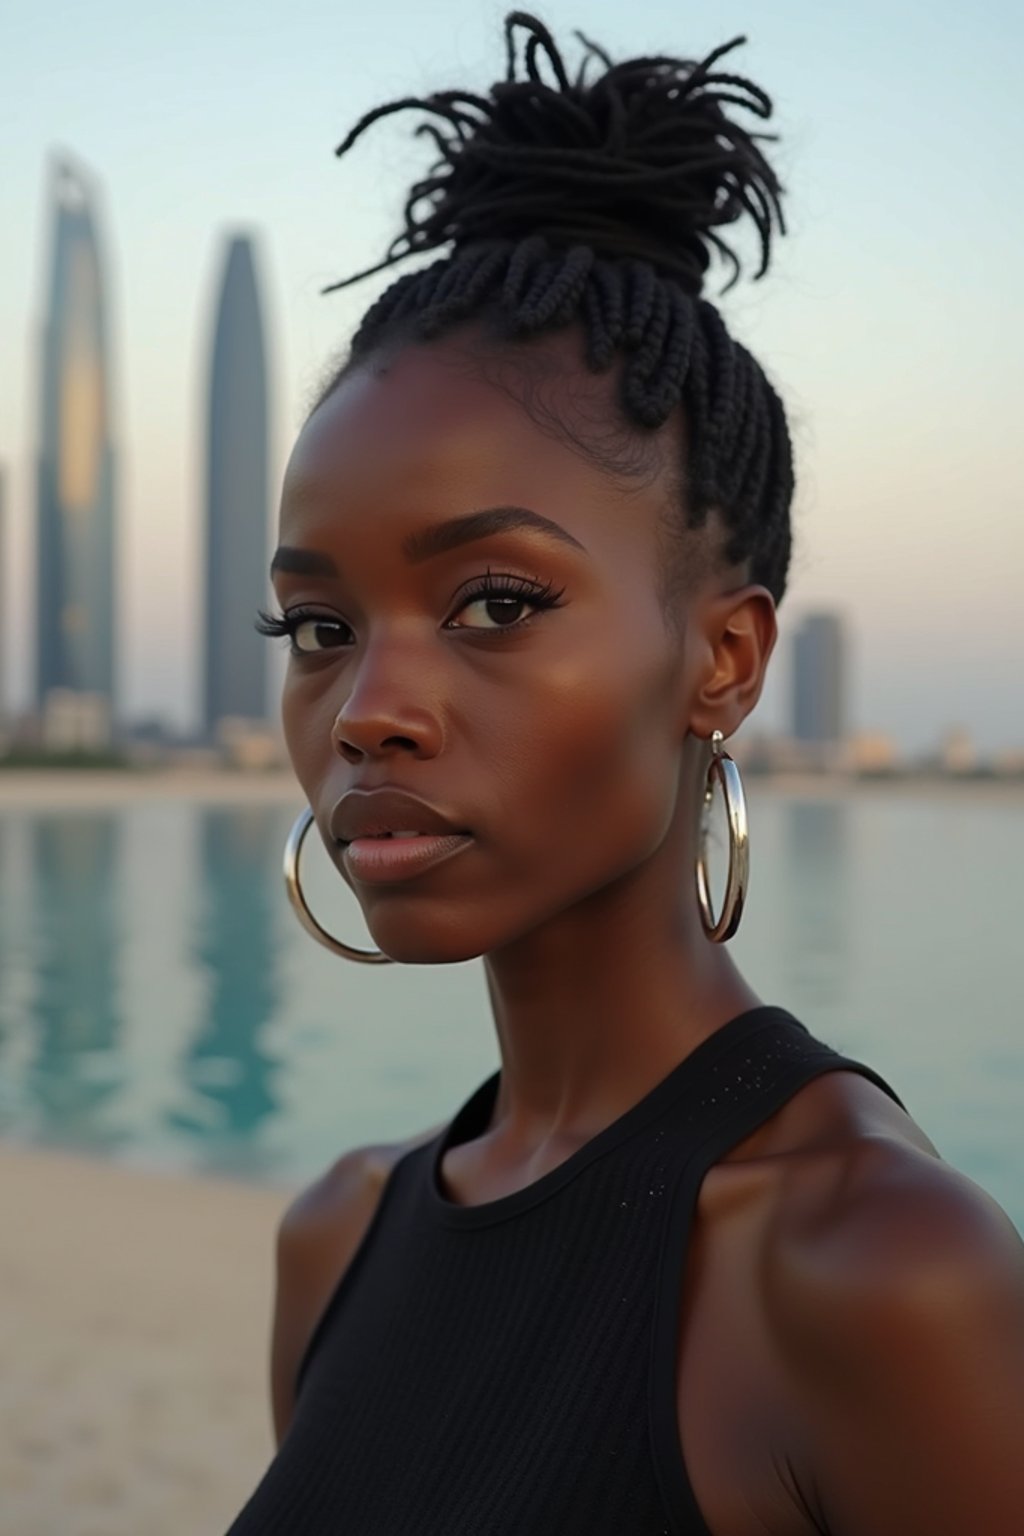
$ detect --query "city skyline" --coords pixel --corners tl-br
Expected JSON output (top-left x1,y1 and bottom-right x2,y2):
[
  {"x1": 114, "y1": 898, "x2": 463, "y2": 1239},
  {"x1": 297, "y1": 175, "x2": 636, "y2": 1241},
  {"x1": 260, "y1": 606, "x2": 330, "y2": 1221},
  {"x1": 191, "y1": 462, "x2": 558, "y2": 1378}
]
[{"x1": 1, "y1": 1, "x2": 1022, "y2": 753}]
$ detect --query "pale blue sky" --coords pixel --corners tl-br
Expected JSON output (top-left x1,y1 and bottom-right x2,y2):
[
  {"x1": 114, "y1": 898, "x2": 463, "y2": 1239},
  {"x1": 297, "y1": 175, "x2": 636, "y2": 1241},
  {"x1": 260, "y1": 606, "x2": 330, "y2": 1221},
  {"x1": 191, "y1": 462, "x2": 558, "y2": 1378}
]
[{"x1": 1, "y1": 0, "x2": 1021, "y2": 749}]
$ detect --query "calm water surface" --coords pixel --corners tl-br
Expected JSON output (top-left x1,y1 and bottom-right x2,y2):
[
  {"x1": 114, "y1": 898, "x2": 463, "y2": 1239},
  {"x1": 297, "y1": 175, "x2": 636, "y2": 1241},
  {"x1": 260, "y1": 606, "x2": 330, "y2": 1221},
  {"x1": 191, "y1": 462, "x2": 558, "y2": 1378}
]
[{"x1": 0, "y1": 784, "x2": 1020, "y2": 1233}]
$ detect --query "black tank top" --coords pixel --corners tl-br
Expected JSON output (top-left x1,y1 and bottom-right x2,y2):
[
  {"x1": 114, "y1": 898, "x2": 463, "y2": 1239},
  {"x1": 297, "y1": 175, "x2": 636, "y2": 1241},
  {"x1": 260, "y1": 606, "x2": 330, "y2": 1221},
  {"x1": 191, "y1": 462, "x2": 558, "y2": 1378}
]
[{"x1": 227, "y1": 1006, "x2": 906, "y2": 1535}]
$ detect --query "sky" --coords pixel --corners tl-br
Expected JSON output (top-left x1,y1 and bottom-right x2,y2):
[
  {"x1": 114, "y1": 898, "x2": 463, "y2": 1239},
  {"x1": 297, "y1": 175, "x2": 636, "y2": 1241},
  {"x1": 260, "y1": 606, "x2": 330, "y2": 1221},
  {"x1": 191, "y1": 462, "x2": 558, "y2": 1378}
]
[{"x1": 1, "y1": 0, "x2": 1022, "y2": 752}]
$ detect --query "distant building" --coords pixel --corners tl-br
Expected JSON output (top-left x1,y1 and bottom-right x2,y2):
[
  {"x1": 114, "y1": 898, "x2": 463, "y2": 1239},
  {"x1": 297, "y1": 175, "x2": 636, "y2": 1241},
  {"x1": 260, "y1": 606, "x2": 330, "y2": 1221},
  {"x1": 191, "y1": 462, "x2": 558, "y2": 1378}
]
[
  {"x1": 940, "y1": 725, "x2": 977, "y2": 775},
  {"x1": 992, "y1": 747, "x2": 1024, "y2": 778},
  {"x1": 0, "y1": 462, "x2": 6, "y2": 724},
  {"x1": 35, "y1": 155, "x2": 117, "y2": 728},
  {"x1": 41, "y1": 688, "x2": 112, "y2": 751},
  {"x1": 848, "y1": 730, "x2": 899, "y2": 774},
  {"x1": 215, "y1": 715, "x2": 288, "y2": 771},
  {"x1": 791, "y1": 611, "x2": 847, "y2": 746},
  {"x1": 202, "y1": 232, "x2": 271, "y2": 738}
]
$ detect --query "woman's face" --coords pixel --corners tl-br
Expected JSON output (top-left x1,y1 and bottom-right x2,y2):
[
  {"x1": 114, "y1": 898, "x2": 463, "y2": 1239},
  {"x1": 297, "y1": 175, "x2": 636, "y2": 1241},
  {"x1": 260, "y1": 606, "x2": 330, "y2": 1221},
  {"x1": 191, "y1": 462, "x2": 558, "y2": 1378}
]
[{"x1": 273, "y1": 331, "x2": 709, "y2": 964}]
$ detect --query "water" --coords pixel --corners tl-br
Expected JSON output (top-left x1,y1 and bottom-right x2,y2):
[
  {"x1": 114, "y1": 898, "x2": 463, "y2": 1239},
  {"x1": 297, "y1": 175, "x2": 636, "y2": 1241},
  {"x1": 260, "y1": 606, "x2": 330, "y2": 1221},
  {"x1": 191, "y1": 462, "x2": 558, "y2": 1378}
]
[{"x1": 0, "y1": 784, "x2": 1020, "y2": 1234}]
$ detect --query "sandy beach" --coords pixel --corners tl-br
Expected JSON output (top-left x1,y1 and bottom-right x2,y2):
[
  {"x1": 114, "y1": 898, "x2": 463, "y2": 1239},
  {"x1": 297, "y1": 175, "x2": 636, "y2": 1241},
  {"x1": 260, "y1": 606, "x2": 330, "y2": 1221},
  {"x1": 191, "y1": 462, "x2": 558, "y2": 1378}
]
[{"x1": 0, "y1": 1142, "x2": 290, "y2": 1535}]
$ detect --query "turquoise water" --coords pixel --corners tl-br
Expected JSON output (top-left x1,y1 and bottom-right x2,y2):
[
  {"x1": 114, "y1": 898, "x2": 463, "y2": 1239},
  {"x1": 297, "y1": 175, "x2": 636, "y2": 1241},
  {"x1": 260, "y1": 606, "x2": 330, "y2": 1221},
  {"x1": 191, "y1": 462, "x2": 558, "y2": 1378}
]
[{"x1": 0, "y1": 785, "x2": 1020, "y2": 1234}]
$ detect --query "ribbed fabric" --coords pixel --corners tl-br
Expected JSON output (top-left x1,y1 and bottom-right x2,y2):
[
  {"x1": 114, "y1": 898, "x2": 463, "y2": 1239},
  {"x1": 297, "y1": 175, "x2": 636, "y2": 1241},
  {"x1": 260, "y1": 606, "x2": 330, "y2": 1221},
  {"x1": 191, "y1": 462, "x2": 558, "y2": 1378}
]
[{"x1": 227, "y1": 1006, "x2": 905, "y2": 1535}]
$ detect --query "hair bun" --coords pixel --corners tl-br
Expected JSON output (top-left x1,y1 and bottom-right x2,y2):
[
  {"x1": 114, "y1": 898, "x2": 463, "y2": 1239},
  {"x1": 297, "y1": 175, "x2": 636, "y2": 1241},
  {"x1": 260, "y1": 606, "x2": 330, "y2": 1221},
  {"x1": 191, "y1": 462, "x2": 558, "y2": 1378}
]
[{"x1": 330, "y1": 10, "x2": 787, "y2": 298}]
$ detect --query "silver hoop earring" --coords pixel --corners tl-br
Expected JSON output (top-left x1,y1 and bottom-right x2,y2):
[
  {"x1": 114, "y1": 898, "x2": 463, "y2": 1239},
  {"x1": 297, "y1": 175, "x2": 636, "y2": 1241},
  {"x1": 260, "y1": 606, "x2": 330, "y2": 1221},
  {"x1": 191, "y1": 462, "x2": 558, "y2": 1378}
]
[
  {"x1": 283, "y1": 806, "x2": 392, "y2": 964},
  {"x1": 696, "y1": 730, "x2": 749, "y2": 943}
]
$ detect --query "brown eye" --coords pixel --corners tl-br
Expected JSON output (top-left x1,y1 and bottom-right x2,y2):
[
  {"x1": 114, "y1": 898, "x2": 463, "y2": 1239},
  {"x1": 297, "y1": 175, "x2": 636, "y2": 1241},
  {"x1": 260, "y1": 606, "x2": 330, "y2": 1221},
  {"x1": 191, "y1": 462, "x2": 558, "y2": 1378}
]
[
  {"x1": 452, "y1": 595, "x2": 534, "y2": 630},
  {"x1": 446, "y1": 573, "x2": 564, "y2": 633},
  {"x1": 292, "y1": 617, "x2": 350, "y2": 653}
]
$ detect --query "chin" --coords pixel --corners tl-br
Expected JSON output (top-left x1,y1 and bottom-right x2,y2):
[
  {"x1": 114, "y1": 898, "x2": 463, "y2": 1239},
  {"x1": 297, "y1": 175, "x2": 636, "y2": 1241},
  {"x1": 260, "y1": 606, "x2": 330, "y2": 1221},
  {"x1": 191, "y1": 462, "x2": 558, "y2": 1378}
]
[{"x1": 365, "y1": 906, "x2": 492, "y2": 967}]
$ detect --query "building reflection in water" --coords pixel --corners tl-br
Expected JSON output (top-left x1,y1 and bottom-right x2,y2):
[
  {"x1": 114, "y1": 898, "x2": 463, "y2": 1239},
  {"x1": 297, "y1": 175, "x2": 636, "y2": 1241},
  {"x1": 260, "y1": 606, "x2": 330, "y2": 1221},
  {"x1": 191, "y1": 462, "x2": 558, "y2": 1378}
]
[
  {"x1": 0, "y1": 818, "x2": 8, "y2": 1063},
  {"x1": 780, "y1": 797, "x2": 853, "y2": 1021},
  {"x1": 171, "y1": 806, "x2": 281, "y2": 1172},
  {"x1": 29, "y1": 813, "x2": 125, "y2": 1148}
]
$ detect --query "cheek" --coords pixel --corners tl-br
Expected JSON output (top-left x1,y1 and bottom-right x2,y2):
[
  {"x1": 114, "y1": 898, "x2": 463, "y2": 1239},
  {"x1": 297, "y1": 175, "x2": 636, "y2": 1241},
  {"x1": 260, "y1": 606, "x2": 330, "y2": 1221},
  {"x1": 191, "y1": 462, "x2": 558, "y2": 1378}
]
[
  {"x1": 280, "y1": 671, "x2": 335, "y2": 798},
  {"x1": 497, "y1": 632, "x2": 683, "y2": 873}
]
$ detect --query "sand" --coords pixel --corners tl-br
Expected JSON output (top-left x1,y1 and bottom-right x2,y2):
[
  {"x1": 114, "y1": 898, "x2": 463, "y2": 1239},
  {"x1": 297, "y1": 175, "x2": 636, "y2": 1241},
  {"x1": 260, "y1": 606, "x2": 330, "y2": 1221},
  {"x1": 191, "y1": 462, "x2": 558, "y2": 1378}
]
[{"x1": 0, "y1": 1142, "x2": 291, "y2": 1536}]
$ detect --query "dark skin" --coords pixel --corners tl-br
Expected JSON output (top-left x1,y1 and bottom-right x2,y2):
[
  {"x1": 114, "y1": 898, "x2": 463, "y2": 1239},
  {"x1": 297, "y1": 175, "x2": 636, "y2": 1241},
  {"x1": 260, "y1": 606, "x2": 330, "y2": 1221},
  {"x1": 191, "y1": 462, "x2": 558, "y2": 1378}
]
[{"x1": 268, "y1": 326, "x2": 1024, "y2": 1534}]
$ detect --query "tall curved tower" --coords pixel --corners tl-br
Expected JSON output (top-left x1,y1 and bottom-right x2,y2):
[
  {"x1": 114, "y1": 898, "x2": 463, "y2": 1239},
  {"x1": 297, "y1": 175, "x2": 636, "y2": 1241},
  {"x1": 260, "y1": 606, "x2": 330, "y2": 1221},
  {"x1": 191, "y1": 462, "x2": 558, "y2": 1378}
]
[
  {"x1": 202, "y1": 233, "x2": 270, "y2": 736},
  {"x1": 36, "y1": 155, "x2": 117, "y2": 710}
]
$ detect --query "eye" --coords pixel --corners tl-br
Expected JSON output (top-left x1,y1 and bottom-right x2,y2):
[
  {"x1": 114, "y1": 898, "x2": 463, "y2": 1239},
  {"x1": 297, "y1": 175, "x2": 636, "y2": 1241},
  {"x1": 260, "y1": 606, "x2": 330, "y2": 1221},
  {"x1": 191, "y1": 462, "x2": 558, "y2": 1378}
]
[
  {"x1": 291, "y1": 616, "x2": 350, "y2": 654},
  {"x1": 254, "y1": 608, "x2": 352, "y2": 655},
  {"x1": 446, "y1": 574, "x2": 565, "y2": 632},
  {"x1": 452, "y1": 594, "x2": 537, "y2": 629}
]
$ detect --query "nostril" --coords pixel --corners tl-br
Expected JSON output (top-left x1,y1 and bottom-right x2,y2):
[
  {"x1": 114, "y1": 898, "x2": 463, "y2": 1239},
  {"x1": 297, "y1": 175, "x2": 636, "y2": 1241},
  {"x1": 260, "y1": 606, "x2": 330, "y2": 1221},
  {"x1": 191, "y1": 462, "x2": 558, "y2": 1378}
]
[
  {"x1": 332, "y1": 710, "x2": 441, "y2": 760},
  {"x1": 334, "y1": 734, "x2": 420, "y2": 763}
]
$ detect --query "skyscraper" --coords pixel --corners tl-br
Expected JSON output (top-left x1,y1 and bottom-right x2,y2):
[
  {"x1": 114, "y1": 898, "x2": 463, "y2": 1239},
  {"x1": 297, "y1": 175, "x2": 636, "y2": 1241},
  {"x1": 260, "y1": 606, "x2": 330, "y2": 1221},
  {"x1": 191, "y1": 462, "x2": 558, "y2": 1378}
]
[
  {"x1": 0, "y1": 462, "x2": 6, "y2": 721},
  {"x1": 202, "y1": 232, "x2": 271, "y2": 736},
  {"x1": 791, "y1": 611, "x2": 847, "y2": 744},
  {"x1": 35, "y1": 156, "x2": 116, "y2": 713}
]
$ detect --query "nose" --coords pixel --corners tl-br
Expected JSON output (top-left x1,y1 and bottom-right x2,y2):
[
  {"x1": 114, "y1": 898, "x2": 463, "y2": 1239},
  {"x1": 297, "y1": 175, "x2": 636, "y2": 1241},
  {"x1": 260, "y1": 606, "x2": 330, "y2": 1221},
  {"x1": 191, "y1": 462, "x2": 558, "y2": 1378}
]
[{"x1": 330, "y1": 641, "x2": 444, "y2": 765}]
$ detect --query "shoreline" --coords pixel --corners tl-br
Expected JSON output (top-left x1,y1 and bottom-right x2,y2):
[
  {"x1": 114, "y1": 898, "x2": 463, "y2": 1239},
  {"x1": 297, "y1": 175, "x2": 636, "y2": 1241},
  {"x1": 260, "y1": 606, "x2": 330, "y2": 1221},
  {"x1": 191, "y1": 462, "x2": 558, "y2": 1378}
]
[
  {"x1": 749, "y1": 771, "x2": 1024, "y2": 803},
  {"x1": 0, "y1": 1137, "x2": 289, "y2": 1534},
  {"x1": 0, "y1": 766, "x2": 306, "y2": 807},
  {"x1": 0, "y1": 764, "x2": 1021, "y2": 809},
  {"x1": 0, "y1": 1127, "x2": 297, "y2": 1195}
]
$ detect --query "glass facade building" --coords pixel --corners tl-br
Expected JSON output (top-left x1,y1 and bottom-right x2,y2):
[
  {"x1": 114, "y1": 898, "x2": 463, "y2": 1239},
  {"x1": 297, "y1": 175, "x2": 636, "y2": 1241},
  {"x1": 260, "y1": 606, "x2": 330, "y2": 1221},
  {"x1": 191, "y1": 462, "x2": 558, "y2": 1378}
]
[
  {"x1": 36, "y1": 157, "x2": 116, "y2": 707},
  {"x1": 791, "y1": 611, "x2": 847, "y2": 743},
  {"x1": 203, "y1": 233, "x2": 270, "y2": 736}
]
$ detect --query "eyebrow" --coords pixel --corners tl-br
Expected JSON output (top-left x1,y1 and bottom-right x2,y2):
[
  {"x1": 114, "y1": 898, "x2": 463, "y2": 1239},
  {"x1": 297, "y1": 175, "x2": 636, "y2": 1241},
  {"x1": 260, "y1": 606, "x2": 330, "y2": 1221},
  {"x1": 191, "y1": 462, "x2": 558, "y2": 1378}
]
[
  {"x1": 269, "y1": 546, "x2": 338, "y2": 577},
  {"x1": 270, "y1": 505, "x2": 587, "y2": 579},
  {"x1": 402, "y1": 505, "x2": 586, "y2": 562}
]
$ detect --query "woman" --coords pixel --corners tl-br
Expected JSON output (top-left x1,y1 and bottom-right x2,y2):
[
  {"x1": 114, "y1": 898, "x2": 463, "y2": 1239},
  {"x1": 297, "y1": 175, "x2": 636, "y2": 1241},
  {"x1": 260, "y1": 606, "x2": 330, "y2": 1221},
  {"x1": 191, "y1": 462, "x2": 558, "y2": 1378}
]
[{"x1": 230, "y1": 14, "x2": 1024, "y2": 1533}]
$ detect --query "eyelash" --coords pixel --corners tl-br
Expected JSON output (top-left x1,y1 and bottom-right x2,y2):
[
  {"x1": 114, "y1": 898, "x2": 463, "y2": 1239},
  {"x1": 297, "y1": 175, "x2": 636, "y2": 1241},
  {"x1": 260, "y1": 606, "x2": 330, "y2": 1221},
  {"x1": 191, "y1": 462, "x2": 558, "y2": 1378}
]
[{"x1": 254, "y1": 572, "x2": 566, "y2": 655}]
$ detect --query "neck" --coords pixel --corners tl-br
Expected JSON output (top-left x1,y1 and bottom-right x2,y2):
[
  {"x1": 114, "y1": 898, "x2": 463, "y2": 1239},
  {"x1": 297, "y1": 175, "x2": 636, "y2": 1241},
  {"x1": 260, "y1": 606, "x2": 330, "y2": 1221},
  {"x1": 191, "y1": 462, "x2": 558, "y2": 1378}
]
[{"x1": 482, "y1": 824, "x2": 761, "y2": 1150}]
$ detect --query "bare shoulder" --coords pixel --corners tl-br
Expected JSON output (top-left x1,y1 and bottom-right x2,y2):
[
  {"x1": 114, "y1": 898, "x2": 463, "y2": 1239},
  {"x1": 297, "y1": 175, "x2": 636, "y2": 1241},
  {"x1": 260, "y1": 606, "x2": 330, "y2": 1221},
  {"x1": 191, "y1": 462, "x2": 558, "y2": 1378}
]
[
  {"x1": 756, "y1": 1067, "x2": 1024, "y2": 1335},
  {"x1": 766, "y1": 1097, "x2": 1024, "y2": 1531},
  {"x1": 769, "y1": 1103, "x2": 1024, "y2": 1320},
  {"x1": 271, "y1": 1125, "x2": 441, "y2": 1446}
]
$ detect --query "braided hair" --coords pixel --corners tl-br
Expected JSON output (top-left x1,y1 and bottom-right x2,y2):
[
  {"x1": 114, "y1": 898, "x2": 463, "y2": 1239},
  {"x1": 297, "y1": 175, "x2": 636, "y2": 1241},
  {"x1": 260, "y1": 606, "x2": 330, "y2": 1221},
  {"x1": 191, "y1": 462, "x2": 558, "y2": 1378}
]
[{"x1": 315, "y1": 11, "x2": 794, "y2": 605}]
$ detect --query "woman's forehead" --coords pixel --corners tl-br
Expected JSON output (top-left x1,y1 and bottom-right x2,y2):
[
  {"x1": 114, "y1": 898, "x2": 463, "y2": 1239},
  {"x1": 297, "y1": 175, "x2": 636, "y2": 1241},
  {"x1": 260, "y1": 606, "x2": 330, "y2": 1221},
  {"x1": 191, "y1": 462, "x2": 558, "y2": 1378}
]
[
  {"x1": 282, "y1": 336, "x2": 665, "y2": 535},
  {"x1": 290, "y1": 344, "x2": 536, "y2": 486}
]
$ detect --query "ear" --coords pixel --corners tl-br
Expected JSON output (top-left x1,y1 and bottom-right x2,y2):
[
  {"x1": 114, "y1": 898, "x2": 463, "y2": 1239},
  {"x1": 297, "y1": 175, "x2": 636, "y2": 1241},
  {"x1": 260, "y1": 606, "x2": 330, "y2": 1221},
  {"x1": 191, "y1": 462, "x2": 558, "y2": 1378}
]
[{"x1": 685, "y1": 584, "x2": 778, "y2": 741}]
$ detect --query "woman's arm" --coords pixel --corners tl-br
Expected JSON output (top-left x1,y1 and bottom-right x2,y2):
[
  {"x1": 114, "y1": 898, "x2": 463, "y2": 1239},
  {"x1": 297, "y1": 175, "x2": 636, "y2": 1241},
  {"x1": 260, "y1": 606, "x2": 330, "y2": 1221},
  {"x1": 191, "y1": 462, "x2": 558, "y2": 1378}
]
[{"x1": 776, "y1": 1142, "x2": 1024, "y2": 1534}]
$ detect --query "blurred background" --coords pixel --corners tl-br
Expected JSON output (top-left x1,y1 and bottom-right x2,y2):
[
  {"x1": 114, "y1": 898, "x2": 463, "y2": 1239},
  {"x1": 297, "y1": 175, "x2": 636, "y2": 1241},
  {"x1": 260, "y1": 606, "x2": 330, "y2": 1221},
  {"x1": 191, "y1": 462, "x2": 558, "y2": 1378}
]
[{"x1": 1, "y1": 1, "x2": 1021, "y2": 1531}]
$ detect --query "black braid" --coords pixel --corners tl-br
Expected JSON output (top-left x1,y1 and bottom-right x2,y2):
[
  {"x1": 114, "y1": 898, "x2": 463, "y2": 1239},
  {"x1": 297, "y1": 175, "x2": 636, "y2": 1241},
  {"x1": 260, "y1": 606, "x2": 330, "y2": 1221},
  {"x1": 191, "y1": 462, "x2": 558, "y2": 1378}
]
[{"x1": 315, "y1": 11, "x2": 796, "y2": 604}]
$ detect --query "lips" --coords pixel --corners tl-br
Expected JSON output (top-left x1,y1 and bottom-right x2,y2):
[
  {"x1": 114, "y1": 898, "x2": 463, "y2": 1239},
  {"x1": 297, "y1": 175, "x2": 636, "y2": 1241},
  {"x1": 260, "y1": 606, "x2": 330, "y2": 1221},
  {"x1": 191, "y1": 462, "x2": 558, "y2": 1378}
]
[
  {"x1": 329, "y1": 788, "x2": 469, "y2": 844},
  {"x1": 328, "y1": 788, "x2": 473, "y2": 887}
]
